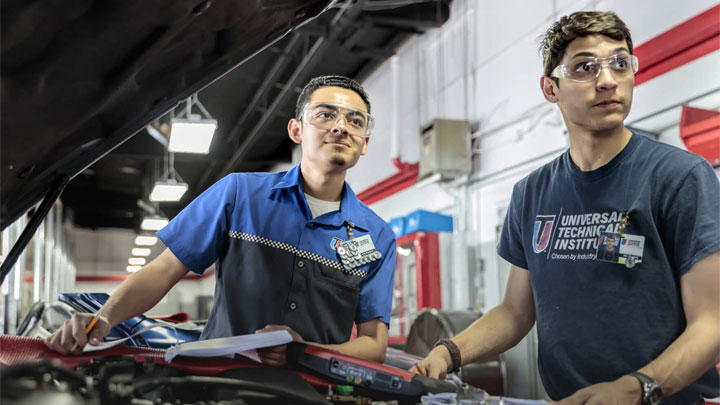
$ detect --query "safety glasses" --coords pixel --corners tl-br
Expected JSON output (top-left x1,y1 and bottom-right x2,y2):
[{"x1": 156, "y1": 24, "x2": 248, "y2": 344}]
[
  {"x1": 301, "y1": 102, "x2": 374, "y2": 138},
  {"x1": 551, "y1": 54, "x2": 639, "y2": 82}
]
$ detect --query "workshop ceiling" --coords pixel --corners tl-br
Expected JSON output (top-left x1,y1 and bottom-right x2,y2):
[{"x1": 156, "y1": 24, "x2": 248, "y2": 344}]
[{"x1": 1, "y1": 0, "x2": 450, "y2": 232}]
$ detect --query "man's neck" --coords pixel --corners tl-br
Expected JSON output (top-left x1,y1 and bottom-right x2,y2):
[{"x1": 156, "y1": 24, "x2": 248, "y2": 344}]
[
  {"x1": 567, "y1": 125, "x2": 632, "y2": 172},
  {"x1": 299, "y1": 161, "x2": 346, "y2": 201}
]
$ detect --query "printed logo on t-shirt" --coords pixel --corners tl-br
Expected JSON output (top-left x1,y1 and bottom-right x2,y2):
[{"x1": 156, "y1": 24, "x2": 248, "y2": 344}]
[
  {"x1": 533, "y1": 210, "x2": 629, "y2": 261},
  {"x1": 532, "y1": 215, "x2": 555, "y2": 253}
]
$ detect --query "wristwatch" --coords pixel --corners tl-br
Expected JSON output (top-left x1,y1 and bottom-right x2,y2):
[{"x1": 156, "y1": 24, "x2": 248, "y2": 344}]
[{"x1": 629, "y1": 371, "x2": 662, "y2": 405}]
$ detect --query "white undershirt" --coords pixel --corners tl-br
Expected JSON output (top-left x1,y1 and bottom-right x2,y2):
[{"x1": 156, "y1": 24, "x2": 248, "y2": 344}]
[{"x1": 304, "y1": 193, "x2": 340, "y2": 219}]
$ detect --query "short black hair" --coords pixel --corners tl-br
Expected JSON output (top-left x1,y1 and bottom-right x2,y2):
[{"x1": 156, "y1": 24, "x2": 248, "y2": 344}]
[{"x1": 295, "y1": 75, "x2": 371, "y2": 119}]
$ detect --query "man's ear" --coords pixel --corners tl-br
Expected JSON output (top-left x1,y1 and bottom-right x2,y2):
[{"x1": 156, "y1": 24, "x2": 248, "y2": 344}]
[
  {"x1": 360, "y1": 137, "x2": 369, "y2": 156},
  {"x1": 288, "y1": 118, "x2": 302, "y2": 144},
  {"x1": 540, "y1": 76, "x2": 559, "y2": 103}
]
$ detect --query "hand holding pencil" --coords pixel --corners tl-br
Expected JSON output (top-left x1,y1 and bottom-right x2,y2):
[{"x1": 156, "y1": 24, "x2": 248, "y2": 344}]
[
  {"x1": 408, "y1": 344, "x2": 454, "y2": 379},
  {"x1": 69, "y1": 312, "x2": 102, "y2": 352},
  {"x1": 412, "y1": 361, "x2": 428, "y2": 376},
  {"x1": 44, "y1": 311, "x2": 111, "y2": 355}
]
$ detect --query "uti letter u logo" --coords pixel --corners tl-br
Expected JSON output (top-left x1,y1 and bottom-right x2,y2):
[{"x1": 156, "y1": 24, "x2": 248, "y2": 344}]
[{"x1": 532, "y1": 215, "x2": 555, "y2": 253}]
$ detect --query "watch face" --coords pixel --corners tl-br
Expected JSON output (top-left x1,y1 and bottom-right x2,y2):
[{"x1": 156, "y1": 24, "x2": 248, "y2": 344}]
[{"x1": 647, "y1": 385, "x2": 662, "y2": 405}]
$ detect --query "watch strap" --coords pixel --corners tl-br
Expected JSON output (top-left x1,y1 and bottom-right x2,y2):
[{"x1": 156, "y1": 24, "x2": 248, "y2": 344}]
[{"x1": 629, "y1": 371, "x2": 662, "y2": 405}]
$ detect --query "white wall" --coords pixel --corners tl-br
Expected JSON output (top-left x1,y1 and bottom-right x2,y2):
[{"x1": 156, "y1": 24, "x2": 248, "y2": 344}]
[{"x1": 348, "y1": 0, "x2": 719, "y2": 398}]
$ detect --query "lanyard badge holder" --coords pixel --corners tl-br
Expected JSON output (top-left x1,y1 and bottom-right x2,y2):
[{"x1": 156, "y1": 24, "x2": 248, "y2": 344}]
[{"x1": 335, "y1": 220, "x2": 382, "y2": 272}]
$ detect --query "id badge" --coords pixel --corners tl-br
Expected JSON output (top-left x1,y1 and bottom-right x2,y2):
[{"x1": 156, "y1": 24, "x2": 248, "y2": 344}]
[
  {"x1": 596, "y1": 231, "x2": 622, "y2": 263},
  {"x1": 334, "y1": 234, "x2": 382, "y2": 270},
  {"x1": 595, "y1": 231, "x2": 644, "y2": 268}
]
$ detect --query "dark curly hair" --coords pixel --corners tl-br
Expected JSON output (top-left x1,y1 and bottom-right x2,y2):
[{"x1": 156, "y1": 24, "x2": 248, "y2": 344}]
[
  {"x1": 295, "y1": 75, "x2": 371, "y2": 119},
  {"x1": 539, "y1": 11, "x2": 633, "y2": 82}
]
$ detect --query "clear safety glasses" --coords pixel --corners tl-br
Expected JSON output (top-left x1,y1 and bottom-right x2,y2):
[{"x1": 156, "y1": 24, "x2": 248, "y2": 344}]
[
  {"x1": 551, "y1": 54, "x2": 639, "y2": 82},
  {"x1": 301, "y1": 102, "x2": 374, "y2": 138}
]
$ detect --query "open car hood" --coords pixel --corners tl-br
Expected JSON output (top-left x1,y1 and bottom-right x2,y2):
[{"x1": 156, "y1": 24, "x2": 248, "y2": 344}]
[{"x1": 1, "y1": 0, "x2": 333, "y2": 230}]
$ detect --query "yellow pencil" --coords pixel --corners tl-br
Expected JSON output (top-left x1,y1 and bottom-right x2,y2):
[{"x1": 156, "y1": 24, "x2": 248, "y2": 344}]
[
  {"x1": 70, "y1": 313, "x2": 101, "y2": 352},
  {"x1": 414, "y1": 361, "x2": 427, "y2": 376}
]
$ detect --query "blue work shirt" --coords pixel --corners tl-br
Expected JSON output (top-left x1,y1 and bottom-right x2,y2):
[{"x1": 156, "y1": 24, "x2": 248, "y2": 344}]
[{"x1": 158, "y1": 164, "x2": 397, "y2": 344}]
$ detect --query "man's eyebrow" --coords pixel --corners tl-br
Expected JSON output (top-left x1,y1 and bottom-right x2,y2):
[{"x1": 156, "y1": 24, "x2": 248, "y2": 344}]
[
  {"x1": 312, "y1": 103, "x2": 340, "y2": 109},
  {"x1": 569, "y1": 47, "x2": 630, "y2": 59}
]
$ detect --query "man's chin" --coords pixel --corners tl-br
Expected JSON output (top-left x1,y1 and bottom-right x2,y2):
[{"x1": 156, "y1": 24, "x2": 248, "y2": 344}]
[
  {"x1": 328, "y1": 156, "x2": 348, "y2": 166},
  {"x1": 586, "y1": 117, "x2": 626, "y2": 133},
  {"x1": 328, "y1": 153, "x2": 363, "y2": 170},
  {"x1": 593, "y1": 109, "x2": 629, "y2": 128}
]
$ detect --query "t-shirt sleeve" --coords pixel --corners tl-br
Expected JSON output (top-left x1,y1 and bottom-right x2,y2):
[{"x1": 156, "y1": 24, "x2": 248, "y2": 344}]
[
  {"x1": 355, "y1": 226, "x2": 397, "y2": 325},
  {"x1": 497, "y1": 180, "x2": 529, "y2": 269},
  {"x1": 661, "y1": 161, "x2": 720, "y2": 276},
  {"x1": 157, "y1": 174, "x2": 238, "y2": 274}
]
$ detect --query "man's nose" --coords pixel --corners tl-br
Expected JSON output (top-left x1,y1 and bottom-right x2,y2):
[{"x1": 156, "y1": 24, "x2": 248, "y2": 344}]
[
  {"x1": 596, "y1": 64, "x2": 618, "y2": 91},
  {"x1": 331, "y1": 116, "x2": 349, "y2": 134}
]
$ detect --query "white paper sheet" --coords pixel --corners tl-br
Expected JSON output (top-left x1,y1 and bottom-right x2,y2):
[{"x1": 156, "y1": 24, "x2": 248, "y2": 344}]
[
  {"x1": 164, "y1": 330, "x2": 293, "y2": 362},
  {"x1": 83, "y1": 324, "x2": 170, "y2": 352}
]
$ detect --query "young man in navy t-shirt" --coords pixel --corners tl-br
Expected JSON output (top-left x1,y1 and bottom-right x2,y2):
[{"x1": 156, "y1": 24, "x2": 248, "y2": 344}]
[{"x1": 414, "y1": 11, "x2": 719, "y2": 405}]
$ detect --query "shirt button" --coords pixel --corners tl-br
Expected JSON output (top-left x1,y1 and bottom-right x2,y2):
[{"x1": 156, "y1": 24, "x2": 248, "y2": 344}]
[
  {"x1": 289, "y1": 302, "x2": 297, "y2": 310},
  {"x1": 297, "y1": 260, "x2": 304, "y2": 268}
]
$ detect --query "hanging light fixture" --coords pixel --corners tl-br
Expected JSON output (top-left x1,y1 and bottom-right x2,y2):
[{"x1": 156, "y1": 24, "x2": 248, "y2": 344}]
[
  {"x1": 131, "y1": 248, "x2": 151, "y2": 257},
  {"x1": 140, "y1": 216, "x2": 169, "y2": 231},
  {"x1": 168, "y1": 94, "x2": 217, "y2": 154},
  {"x1": 150, "y1": 179, "x2": 187, "y2": 202},
  {"x1": 150, "y1": 150, "x2": 188, "y2": 202},
  {"x1": 134, "y1": 235, "x2": 158, "y2": 246}
]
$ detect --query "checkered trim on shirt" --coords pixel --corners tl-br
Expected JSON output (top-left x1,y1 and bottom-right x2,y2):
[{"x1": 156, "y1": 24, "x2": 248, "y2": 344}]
[{"x1": 228, "y1": 231, "x2": 367, "y2": 278}]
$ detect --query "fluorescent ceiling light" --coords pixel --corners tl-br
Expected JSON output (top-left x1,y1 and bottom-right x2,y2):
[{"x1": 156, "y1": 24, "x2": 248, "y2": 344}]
[
  {"x1": 134, "y1": 235, "x2": 158, "y2": 246},
  {"x1": 141, "y1": 217, "x2": 169, "y2": 231},
  {"x1": 128, "y1": 257, "x2": 146, "y2": 266},
  {"x1": 131, "y1": 248, "x2": 151, "y2": 257},
  {"x1": 168, "y1": 118, "x2": 217, "y2": 154},
  {"x1": 150, "y1": 181, "x2": 188, "y2": 202},
  {"x1": 127, "y1": 265, "x2": 142, "y2": 273}
]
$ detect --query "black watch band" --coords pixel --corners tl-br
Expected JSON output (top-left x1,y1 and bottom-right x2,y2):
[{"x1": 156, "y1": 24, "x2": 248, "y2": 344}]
[
  {"x1": 433, "y1": 338, "x2": 461, "y2": 373},
  {"x1": 629, "y1": 371, "x2": 662, "y2": 405}
]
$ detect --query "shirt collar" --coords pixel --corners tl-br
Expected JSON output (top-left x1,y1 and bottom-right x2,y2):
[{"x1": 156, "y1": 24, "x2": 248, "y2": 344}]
[
  {"x1": 273, "y1": 164, "x2": 369, "y2": 231},
  {"x1": 272, "y1": 163, "x2": 303, "y2": 190}
]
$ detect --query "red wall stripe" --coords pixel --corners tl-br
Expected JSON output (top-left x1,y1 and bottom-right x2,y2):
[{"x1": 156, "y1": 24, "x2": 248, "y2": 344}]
[
  {"x1": 634, "y1": 4, "x2": 720, "y2": 85},
  {"x1": 356, "y1": 159, "x2": 419, "y2": 205}
]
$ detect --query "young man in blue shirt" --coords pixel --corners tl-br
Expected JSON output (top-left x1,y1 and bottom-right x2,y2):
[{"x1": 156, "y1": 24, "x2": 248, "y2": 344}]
[
  {"x1": 414, "y1": 11, "x2": 719, "y2": 404},
  {"x1": 46, "y1": 75, "x2": 397, "y2": 366}
]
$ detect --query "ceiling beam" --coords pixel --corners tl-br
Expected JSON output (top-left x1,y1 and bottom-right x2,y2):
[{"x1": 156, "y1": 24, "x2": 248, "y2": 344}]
[
  {"x1": 215, "y1": 2, "x2": 366, "y2": 181},
  {"x1": 224, "y1": 32, "x2": 304, "y2": 146}
]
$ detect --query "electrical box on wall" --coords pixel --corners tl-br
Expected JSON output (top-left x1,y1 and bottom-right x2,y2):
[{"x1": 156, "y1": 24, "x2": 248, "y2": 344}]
[{"x1": 418, "y1": 119, "x2": 470, "y2": 180}]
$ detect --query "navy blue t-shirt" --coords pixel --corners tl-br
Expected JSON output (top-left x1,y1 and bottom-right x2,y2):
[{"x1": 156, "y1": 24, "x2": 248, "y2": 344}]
[{"x1": 497, "y1": 133, "x2": 720, "y2": 403}]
